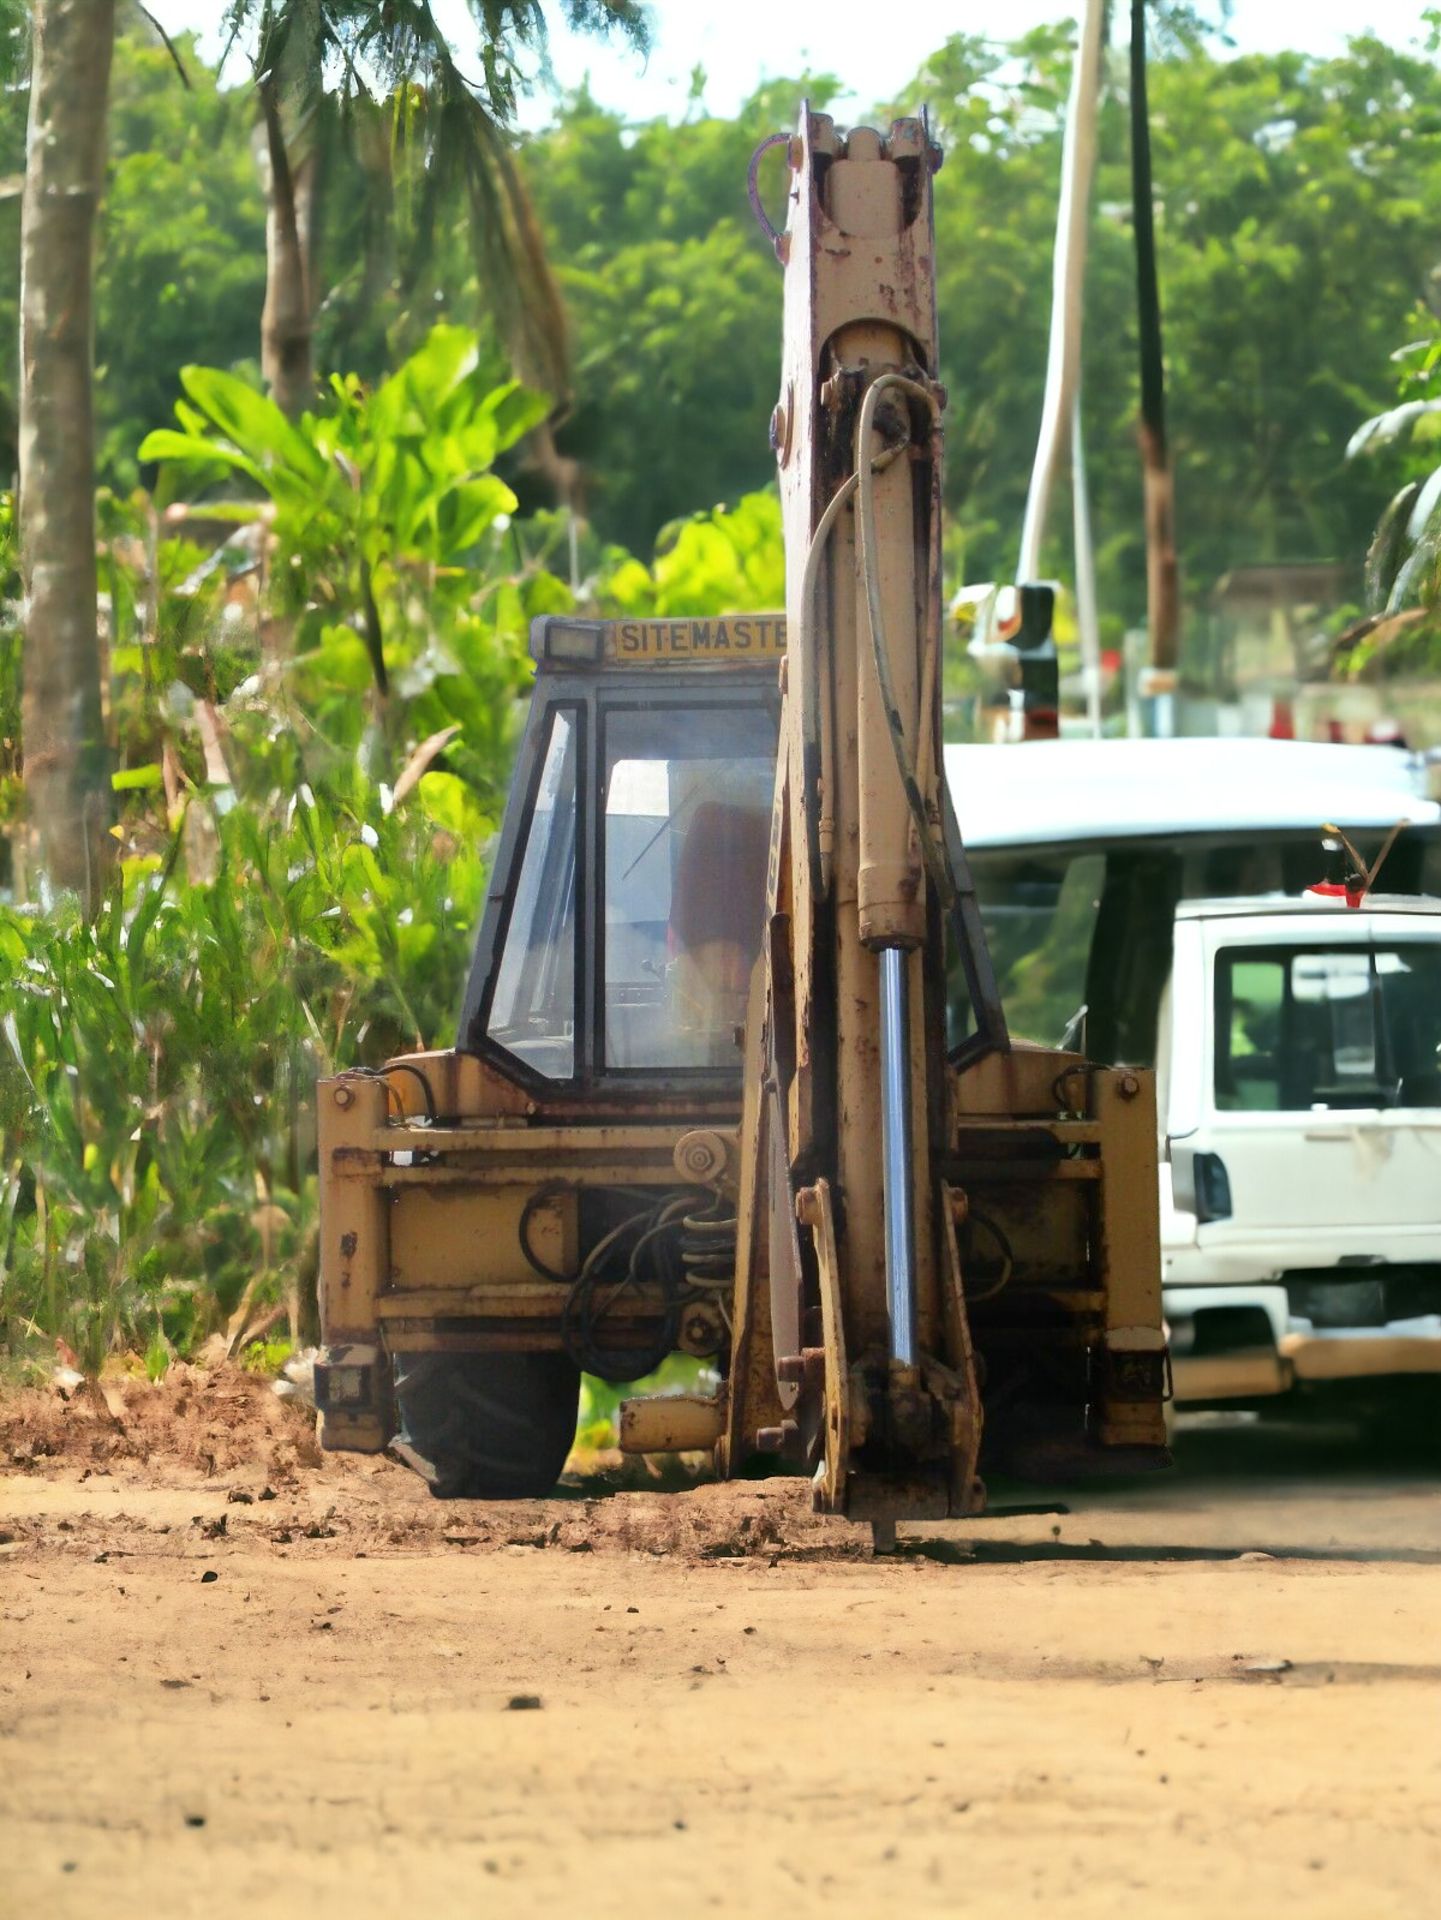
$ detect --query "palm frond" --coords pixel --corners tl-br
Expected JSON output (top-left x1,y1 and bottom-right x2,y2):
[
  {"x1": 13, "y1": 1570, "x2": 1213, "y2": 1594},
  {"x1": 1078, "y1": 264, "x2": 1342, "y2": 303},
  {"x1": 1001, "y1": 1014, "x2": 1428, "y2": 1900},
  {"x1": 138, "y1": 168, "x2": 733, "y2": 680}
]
[
  {"x1": 1365, "y1": 479, "x2": 1420, "y2": 611},
  {"x1": 230, "y1": 2, "x2": 624, "y2": 432}
]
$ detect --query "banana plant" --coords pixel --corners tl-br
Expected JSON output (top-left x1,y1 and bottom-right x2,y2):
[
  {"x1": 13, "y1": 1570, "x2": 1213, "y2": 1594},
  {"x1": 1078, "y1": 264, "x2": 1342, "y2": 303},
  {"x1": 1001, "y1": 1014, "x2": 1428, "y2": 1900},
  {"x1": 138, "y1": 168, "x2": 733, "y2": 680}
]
[
  {"x1": 1, "y1": 328, "x2": 793, "y2": 1371},
  {"x1": 1348, "y1": 327, "x2": 1441, "y2": 620},
  {"x1": 139, "y1": 324, "x2": 567, "y2": 794}
]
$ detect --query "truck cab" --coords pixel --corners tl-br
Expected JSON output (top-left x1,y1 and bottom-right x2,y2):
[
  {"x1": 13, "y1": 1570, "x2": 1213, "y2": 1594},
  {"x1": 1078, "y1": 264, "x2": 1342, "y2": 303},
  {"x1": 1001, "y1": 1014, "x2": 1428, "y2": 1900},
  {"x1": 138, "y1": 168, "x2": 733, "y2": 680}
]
[
  {"x1": 946, "y1": 735, "x2": 1441, "y2": 1418},
  {"x1": 1161, "y1": 896, "x2": 1441, "y2": 1405}
]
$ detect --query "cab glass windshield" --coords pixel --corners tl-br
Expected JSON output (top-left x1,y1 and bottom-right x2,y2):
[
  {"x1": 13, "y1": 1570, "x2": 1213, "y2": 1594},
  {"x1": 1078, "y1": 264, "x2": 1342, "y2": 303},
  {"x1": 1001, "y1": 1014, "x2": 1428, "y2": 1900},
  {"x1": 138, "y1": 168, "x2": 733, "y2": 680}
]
[{"x1": 602, "y1": 705, "x2": 775, "y2": 1070}]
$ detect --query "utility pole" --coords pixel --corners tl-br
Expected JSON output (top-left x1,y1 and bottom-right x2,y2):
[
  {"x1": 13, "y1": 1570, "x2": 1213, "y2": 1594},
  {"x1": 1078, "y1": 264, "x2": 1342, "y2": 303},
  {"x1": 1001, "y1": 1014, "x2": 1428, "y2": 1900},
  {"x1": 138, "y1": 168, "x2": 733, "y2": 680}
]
[
  {"x1": 1130, "y1": 0, "x2": 1180, "y2": 734},
  {"x1": 1011, "y1": 0, "x2": 1105, "y2": 741}
]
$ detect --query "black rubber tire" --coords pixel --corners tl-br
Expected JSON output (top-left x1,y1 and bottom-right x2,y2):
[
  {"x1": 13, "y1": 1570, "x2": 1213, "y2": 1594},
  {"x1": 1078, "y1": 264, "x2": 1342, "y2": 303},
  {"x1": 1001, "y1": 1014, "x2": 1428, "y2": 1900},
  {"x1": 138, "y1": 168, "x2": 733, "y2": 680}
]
[
  {"x1": 392, "y1": 1352, "x2": 581, "y2": 1499},
  {"x1": 1360, "y1": 1379, "x2": 1441, "y2": 1466}
]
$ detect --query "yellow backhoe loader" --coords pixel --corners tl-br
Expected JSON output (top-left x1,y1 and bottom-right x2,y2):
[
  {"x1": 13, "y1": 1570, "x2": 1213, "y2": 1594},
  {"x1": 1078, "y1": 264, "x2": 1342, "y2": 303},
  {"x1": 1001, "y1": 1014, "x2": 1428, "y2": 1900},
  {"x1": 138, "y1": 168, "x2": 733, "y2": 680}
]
[{"x1": 312, "y1": 109, "x2": 1170, "y2": 1545}]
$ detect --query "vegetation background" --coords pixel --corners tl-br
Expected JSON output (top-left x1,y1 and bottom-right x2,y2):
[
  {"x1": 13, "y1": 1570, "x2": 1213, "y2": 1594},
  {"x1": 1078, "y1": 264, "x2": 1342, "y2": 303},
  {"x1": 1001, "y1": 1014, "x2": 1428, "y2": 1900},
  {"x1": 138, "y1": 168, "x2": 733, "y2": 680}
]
[{"x1": 2, "y1": 4, "x2": 1440, "y2": 1383}]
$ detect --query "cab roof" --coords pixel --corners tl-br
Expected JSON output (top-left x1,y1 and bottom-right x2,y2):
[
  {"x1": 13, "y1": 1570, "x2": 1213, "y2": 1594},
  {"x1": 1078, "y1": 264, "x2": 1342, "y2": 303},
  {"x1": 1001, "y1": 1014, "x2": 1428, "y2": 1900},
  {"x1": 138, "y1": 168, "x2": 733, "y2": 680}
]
[
  {"x1": 945, "y1": 738, "x2": 1440, "y2": 848},
  {"x1": 1174, "y1": 892, "x2": 1441, "y2": 924}
]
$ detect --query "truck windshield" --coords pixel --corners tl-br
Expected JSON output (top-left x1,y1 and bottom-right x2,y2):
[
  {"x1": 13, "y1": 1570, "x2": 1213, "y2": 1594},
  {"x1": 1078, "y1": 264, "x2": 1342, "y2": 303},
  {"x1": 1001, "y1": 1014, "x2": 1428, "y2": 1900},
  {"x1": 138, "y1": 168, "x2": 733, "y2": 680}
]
[
  {"x1": 1214, "y1": 942, "x2": 1441, "y2": 1111},
  {"x1": 960, "y1": 825, "x2": 1441, "y2": 1060},
  {"x1": 602, "y1": 704, "x2": 775, "y2": 1071}
]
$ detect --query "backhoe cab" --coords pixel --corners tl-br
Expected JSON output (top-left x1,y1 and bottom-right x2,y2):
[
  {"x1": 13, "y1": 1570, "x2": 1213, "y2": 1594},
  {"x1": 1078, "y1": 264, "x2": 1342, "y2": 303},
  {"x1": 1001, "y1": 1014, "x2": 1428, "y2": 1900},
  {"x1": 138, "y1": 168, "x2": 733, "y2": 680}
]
[{"x1": 314, "y1": 111, "x2": 1169, "y2": 1533}]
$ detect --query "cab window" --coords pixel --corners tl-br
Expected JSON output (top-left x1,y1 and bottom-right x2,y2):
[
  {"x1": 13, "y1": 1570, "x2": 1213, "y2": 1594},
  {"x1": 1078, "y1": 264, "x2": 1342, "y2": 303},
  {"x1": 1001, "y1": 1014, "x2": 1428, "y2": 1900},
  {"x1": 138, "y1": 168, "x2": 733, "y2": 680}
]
[
  {"x1": 486, "y1": 709, "x2": 579, "y2": 1077},
  {"x1": 1214, "y1": 943, "x2": 1441, "y2": 1111},
  {"x1": 602, "y1": 705, "x2": 775, "y2": 1071}
]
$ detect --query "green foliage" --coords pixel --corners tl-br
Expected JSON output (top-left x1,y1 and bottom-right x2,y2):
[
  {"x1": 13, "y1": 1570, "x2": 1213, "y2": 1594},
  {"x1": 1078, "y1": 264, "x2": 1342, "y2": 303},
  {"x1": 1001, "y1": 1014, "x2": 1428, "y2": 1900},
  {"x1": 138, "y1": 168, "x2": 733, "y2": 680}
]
[
  {"x1": 221, "y1": 1, "x2": 649, "y2": 430},
  {"x1": 1, "y1": 321, "x2": 777, "y2": 1367},
  {"x1": 555, "y1": 218, "x2": 781, "y2": 543},
  {"x1": 222, "y1": 2, "x2": 650, "y2": 126},
  {"x1": 519, "y1": 78, "x2": 820, "y2": 547},
  {"x1": 1341, "y1": 316, "x2": 1441, "y2": 675},
  {"x1": 0, "y1": 0, "x2": 24, "y2": 85},
  {"x1": 0, "y1": 771, "x2": 478, "y2": 1362},
  {"x1": 99, "y1": 28, "x2": 268, "y2": 489},
  {"x1": 0, "y1": 25, "x2": 267, "y2": 492},
  {"x1": 1, "y1": 338, "x2": 577, "y2": 1365},
  {"x1": 239, "y1": 1333, "x2": 294, "y2": 1376},
  {"x1": 144, "y1": 1327, "x2": 173, "y2": 1382},
  {"x1": 598, "y1": 491, "x2": 784, "y2": 619},
  {"x1": 893, "y1": 28, "x2": 1441, "y2": 619},
  {"x1": 139, "y1": 325, "x2": 560, "y2": 800},
  {"x1": 3, "y1": 24, "x2": 1435, "y2": 641},
  {"x1": 515, "y1": 30, "x2": 1441, "y2": 630}
]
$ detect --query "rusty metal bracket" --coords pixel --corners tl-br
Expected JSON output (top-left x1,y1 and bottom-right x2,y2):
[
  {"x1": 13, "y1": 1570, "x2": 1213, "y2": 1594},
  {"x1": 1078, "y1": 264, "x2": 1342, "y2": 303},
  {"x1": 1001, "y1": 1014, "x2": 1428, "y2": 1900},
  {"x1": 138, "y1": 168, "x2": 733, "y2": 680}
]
[{"x1": 796, "y1": 1178, "x2": 849, "y2": 1514}]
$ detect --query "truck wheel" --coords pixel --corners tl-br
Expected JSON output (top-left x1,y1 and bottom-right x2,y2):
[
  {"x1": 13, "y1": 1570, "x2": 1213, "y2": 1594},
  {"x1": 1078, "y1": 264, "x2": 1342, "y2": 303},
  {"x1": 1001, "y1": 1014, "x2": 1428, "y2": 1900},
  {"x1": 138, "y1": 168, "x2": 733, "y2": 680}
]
[
  {"x1": 392, "y1": 1352, "x2": 581, "y2": 1499},
  {"x1": 1363, "y1": 1379, "x2": 1441, "y2": 1465}
]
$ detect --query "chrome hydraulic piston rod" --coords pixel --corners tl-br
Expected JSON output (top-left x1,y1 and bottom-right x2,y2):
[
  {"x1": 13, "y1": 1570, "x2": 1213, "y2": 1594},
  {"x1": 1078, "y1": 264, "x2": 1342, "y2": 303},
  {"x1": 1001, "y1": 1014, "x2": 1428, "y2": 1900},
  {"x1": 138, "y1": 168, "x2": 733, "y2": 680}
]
[{"x1": 879, "y1": 946, "x2": 918, "y2": 1366}]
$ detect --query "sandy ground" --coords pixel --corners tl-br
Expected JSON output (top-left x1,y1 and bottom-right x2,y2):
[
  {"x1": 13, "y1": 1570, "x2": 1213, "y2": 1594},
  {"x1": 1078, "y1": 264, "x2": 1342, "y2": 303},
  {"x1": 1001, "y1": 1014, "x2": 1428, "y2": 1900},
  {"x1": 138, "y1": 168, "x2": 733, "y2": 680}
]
[{"x1": 3, "y1": 1372, "x2": 1441, "y2": 1919}]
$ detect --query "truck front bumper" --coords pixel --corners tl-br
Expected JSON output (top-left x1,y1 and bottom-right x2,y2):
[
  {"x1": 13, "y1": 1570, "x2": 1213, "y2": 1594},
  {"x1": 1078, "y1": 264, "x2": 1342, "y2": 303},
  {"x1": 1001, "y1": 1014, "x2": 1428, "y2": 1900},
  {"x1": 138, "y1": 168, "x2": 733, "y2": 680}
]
[{"x1": 1164, "y1": 1283, "x2": 1441, "y2": 1403}]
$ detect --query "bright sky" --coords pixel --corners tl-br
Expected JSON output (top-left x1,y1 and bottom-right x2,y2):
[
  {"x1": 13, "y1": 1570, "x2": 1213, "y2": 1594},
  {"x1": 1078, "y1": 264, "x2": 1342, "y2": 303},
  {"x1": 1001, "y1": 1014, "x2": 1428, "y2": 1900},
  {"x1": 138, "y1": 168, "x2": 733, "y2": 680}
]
[{"x1": 152, "y1": 1, "x2": 1437, "y2": 126}]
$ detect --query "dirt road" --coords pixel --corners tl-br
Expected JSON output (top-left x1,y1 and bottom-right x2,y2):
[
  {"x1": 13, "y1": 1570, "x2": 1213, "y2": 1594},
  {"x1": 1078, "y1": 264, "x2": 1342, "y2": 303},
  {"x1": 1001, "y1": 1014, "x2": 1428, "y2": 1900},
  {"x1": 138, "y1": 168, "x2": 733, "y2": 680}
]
[{"x1": 4, "y1": 1374, "x2": 1440, "y2": 1919}]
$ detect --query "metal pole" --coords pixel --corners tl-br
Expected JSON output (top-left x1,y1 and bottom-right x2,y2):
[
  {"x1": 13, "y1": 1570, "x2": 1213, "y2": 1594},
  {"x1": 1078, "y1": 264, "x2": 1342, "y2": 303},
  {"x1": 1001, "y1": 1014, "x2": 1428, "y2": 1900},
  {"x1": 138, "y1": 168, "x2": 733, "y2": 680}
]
[
  {"x1": 879, "y1": 946, "x2": 917, "y2": 1365},
  {"x1": 1016, "y1": 0, "x2": 1106, "y2": 582},
  {"x1": 1130, "y1": 0, "x2": 1180, "y2": 677},
  {"x1": 1072, "y1": 388, "x2": 1104, "y2": 740}
]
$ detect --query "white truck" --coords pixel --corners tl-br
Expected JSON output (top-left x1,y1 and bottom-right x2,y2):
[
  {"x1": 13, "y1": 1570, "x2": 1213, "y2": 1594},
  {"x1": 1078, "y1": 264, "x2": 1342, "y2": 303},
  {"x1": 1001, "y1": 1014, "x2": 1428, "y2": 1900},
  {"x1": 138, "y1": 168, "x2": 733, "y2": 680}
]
[{"x1": 946, "y1": 737, "x2": 1441, "y2": 1417}]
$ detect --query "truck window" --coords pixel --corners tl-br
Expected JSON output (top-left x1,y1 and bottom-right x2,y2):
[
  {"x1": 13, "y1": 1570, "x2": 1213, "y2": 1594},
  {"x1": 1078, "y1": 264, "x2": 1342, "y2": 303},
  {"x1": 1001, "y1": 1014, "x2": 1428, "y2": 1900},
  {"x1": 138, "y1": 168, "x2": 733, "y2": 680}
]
[
  {"x1": 486, "y1": 709, "x2": 579, "y2": 1077},
  {"x1": 1214, "y1": 943, "x2": 1441, "y2": 1112},
  {"x1": 601, "y1": 704, "x2": 775, "y2": 1071},
  {"x1": 962, "y1": 826, "x2": 1441, "y2": 1065},
  {"x1": 955, "y1": 850, "x2": 1106, "y2": 1048}
]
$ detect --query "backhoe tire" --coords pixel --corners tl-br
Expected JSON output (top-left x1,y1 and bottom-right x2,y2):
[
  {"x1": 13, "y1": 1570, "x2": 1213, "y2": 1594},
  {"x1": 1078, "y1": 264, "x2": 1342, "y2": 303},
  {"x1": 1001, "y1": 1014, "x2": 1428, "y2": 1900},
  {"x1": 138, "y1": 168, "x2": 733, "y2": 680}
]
[{"x1": 392, "y1": 1352, "x2": 581, "y2": 1500}]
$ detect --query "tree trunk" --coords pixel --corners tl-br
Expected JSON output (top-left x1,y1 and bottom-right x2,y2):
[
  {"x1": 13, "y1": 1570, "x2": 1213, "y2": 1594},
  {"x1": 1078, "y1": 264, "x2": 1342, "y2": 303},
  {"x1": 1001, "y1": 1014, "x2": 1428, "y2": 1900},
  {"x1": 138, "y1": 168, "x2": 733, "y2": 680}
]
[
  {"x1": 19, "y1": 0, "x2": 116, "y2": 914},
  {"x1": 1130, "y1": 0, "x2": 1180, "y2": 676},
  {"x1": 259, "y1": 86, "x2": 318, "y2": 419}
]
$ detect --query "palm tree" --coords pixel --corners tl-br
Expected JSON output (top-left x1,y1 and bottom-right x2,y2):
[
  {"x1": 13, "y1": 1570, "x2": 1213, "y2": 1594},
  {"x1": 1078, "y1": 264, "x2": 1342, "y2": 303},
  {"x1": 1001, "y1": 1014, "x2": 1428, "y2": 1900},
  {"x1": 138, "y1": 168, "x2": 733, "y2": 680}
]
[
  {"x1": 19, "y1": 0, "x2": 117, "y2": 913},
  {"x1": 224, "y1": 2, "x2": 649, "y2": 425}
]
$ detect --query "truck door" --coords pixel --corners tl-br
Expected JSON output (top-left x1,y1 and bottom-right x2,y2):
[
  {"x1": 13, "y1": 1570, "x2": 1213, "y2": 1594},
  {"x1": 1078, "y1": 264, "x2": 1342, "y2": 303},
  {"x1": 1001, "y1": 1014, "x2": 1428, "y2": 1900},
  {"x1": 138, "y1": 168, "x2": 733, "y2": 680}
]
[{"x1": 1200, "y1": 921, "x2": 1441, "y2": 1240}]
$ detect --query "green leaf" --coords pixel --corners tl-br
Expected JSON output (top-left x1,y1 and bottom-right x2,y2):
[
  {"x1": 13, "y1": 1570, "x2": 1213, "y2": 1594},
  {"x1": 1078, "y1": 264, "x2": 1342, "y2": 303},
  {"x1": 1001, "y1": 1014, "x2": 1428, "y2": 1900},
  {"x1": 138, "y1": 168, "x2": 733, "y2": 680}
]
[
  {"x1": 137, "y1": 428, "x2": 262, "y2": 484},
  {"x1": 415, "y1": 771, "x2": 483, "y2": 837},
  {"x1": 393, "y1": 325, "x2": 480, "y2": 411},
  {"x1": 1366, "y1": 480, "x2": 1422, "y2": 610},
  {"x1": 291, "y1": 626, "x2": 376, "y2": 697},
  {"x1": 126, "y1": 832, "x2": 184, "y2": 973},
  {"x1": 111, "y1": 764, "x2": 165, "y2": 792},
  {"x1": 434, "y1": 475, "x2": 518, "y2": 555},
  {"x1": 1347, "y1": 398, "x2": 1441, "y2": 460},
  {"x1": 479, "y1": 381, "x2": 551, "y2": 456},
  {"x1": 178, "y1": 366, "x2": 329, "y2": 481}
]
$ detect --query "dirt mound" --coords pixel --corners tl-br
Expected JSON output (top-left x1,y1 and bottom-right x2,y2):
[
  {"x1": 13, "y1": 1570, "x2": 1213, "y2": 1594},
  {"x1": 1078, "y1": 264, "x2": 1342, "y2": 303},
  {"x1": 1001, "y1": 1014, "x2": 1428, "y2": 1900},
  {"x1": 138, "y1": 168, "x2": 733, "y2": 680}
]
[
  {"x1": 0, "y1": 1373, "x2": 861, "y2": 1561},
  {"x1": 1, "y1": 1362, "x2": 322, "y2": 1480},
  {"x1": 412, "y1": 1478, "x2": 861, "y2": 1561}
]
